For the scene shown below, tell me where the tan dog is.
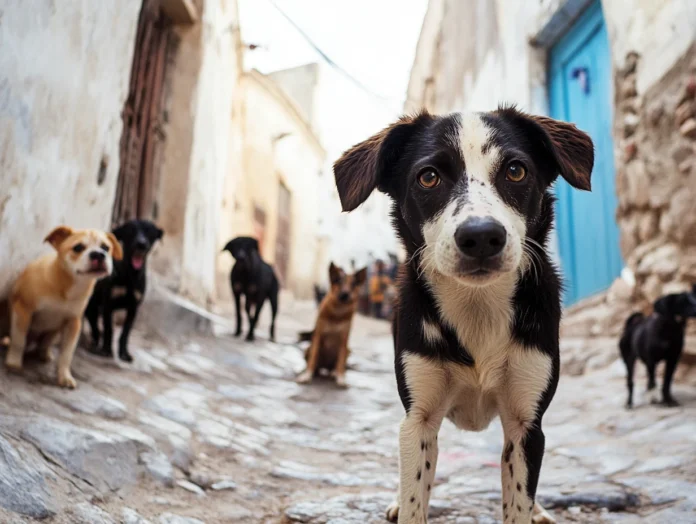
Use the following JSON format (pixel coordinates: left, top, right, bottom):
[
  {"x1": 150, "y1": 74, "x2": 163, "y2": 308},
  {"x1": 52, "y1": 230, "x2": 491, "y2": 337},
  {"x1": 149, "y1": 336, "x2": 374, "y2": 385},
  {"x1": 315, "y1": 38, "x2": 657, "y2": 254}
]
[
  {"x1": 297, "y1": 262, "x2": 367, "y2": 387},
  {"x1": 4, "y1": 226, "x2": 122, "y2": 388}
]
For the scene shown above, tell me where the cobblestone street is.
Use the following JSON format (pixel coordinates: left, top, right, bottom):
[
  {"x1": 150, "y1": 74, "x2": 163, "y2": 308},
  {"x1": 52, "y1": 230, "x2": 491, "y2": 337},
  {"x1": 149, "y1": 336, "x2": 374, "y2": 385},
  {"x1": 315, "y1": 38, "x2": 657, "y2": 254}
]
[{"x1": 1, "y1": 298, "x2": 695, "y2": 524}]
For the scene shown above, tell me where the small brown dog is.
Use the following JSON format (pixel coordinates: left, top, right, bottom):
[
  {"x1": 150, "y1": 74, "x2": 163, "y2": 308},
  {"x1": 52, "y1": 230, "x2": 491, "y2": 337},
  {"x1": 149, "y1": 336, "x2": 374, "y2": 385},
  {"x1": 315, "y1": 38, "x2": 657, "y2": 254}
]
[
  {"x1": 4, "y1": 226, "x2": 122, "y2": 388},
  {"x1": 297, "y1": 262, "x2": 367, "y2": 387}
]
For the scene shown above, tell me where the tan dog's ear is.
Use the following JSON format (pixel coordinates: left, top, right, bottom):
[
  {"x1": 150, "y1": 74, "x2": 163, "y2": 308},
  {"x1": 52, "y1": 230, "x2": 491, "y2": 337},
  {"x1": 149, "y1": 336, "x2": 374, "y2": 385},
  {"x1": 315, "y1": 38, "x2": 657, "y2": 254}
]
[
  {"x1": 328, "y1": 262, "x2": 341, "y2": 284},
  {"x1": 354, "y1": 267, "x2": 368, "y2": 286},
  {"x1": 107, "y1": 232, "x2": 123, "y2": 261},
  {"x1": 333, "y1": 111, "x2": 433, "y2": 212},
  {"x1": 44, "y1": 226, "x2": 74, "y2": 250}
]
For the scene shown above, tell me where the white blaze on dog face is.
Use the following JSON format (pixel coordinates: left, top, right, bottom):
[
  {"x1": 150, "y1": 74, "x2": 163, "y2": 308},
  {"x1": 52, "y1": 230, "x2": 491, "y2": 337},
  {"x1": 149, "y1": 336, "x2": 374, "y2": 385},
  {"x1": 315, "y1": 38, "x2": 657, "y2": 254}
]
[
  {"x1": 421, "y1": 113, "x2": 525, "y2": 285},
  {"x1": 45, "y1": 226, "x2": 121, "y2": 279}
]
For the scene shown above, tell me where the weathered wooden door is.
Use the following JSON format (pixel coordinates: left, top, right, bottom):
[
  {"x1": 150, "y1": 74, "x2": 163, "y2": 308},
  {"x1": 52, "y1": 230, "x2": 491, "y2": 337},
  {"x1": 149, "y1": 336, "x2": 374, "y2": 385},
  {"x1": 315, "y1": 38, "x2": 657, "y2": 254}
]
[
  {"x1": 549, "y1": 1, "x2": 621, "y2": 305},
  {"x1": 275, "y1": 182, "x2": 291, "y2": 286},
  {"x1": 112, "y1": 0, "x2": 170, "y2": 227}
]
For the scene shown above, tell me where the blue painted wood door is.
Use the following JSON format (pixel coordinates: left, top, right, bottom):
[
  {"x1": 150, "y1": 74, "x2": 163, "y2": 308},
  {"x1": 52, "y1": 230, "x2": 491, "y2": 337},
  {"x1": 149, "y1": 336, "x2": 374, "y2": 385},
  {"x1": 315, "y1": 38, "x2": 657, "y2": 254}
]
[{"x1": 549, "y1": 2, "x2": 622, "y2": 305}]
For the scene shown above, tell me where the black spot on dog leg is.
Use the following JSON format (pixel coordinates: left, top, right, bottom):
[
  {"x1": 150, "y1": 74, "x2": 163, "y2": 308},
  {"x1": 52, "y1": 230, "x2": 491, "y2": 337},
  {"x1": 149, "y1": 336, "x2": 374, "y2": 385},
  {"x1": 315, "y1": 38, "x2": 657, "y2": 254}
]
[
  {"x1": 416, "y1": 469, "x2": 421, "y2": 481},
  {"x1": 504, "y1": 442, "x2": 514, "y2": 463},
  {"x1": 426, "y1": 461, "x2": 431, "y2": 470}
]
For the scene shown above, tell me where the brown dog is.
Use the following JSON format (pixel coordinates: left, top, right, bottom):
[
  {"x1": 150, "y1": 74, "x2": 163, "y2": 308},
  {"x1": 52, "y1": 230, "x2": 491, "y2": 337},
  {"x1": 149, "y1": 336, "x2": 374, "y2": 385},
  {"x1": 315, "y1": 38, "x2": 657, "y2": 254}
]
[
  {"x1": 4, "y1": 226, "x2": 122, "y2": 388},
  {"x1": 297, "y1": 262, "x2": 367, "y2": 387}
]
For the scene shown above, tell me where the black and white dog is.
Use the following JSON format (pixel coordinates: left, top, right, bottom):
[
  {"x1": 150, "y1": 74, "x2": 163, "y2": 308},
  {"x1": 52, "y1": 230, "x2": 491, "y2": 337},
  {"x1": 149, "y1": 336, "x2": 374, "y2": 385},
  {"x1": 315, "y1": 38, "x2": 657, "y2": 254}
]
[
  {"x1": 86, "y1": 219, "x2": 163, "y2": 362},
  {"x1": 222, "y1": 237, "x2": 279, "y2": 342},
  {"x1": 619, "y1": 287, "x2": 696, "y2": 409},
  {"x1": 334, "y1": 106, "x2": 593, "y2": 524}
]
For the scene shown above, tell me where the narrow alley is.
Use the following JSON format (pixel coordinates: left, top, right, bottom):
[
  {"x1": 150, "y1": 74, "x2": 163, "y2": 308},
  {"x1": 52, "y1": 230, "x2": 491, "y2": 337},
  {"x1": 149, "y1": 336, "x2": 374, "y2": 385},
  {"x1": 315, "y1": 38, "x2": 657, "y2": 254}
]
[{"x1": 1, "y1": 297, "x2": 694, "y2": 524}]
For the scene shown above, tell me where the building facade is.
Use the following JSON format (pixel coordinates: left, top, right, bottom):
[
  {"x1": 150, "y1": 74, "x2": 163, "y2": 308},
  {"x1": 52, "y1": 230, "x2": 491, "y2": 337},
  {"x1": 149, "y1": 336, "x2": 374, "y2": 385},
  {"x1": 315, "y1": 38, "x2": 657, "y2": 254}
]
[
  {"x1": 407, "y1": 0, "x2": 696, "y2": 335},
  {"x1": 1, "y1": 0, "x2": 245, "y2": 308},
  {"x1": 217, "y1": 69, "x2": 328, "y2": 301}
]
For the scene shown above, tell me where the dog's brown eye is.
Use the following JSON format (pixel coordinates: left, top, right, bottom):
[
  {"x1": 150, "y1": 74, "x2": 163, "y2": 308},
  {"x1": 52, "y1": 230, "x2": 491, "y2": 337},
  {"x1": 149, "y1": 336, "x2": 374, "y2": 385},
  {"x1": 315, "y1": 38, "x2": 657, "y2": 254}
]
[
  {"x1": 100, "y1": 243, "x2": 110, "y2": 252},
  {"x1": 506, "y1": 162, "x2": 527, "y2": 183},
  {"x1": 418, "y1": 170, "x2": 440, "y2": 189},
  {"x1": 72, "y1": 243, "x2": 86, "y2": 254}
]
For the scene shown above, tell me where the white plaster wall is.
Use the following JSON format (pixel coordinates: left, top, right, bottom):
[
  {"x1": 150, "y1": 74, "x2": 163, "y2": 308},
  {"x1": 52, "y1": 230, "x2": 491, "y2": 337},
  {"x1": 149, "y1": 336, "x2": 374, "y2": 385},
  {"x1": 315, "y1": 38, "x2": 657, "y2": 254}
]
[
  {"x1": 602, "y1": 0, "x2": 696, "y2": 94},
  {"x1": 179, "y1": 0, "x2": 242, "y2": 305},
  {"x1": 310, "y1": 64, "x2": 402, "y2": 273},
  {"x1": 0, "y1": 0, "x2": 141, "y2": 298},
  {"x1": 234, "y1": 73, "x2": 325, "y2": 299}
]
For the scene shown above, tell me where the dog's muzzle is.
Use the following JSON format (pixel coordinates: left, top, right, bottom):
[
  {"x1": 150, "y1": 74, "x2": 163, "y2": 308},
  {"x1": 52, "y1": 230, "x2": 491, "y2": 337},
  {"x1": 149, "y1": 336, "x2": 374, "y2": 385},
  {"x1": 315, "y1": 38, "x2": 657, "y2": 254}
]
[{"x1": 454, "y1": 217, "x2": 507, "y2": 274}]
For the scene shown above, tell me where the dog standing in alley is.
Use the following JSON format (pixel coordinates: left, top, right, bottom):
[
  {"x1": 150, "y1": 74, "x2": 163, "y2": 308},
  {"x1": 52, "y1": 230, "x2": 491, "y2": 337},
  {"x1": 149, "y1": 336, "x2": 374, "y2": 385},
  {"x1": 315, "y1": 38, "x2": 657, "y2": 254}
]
[
  {"x1": 222, "y1": 236, "x2": 279, "y2": 342},
  {"x1": 3, "y1": 226, "x2": 122, "y2": 388},
  {"x1": 333, "y1": 106, "x2": 593, "y2": 523},
  {"x1": 619, "y1": 286, "x2": 696, "y2": 409},
  {"x1": 297, "y1": 262, "x2": 367, "y2": 387},
  {"x1": 85, "y1": 219, "x2": 163, "y2": 362}
]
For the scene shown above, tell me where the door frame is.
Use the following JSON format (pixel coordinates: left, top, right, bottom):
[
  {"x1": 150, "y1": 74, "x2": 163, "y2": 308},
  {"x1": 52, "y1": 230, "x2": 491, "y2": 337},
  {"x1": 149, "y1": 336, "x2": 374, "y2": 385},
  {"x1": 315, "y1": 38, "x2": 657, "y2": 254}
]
[{"x1": 548, "y1": 0, "x2": 620, "y2": 304}]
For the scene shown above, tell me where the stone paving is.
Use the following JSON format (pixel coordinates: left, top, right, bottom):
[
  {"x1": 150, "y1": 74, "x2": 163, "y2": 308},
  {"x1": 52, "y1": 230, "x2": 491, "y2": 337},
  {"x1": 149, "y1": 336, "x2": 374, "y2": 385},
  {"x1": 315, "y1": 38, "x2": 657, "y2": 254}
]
[{"x1": 1, "y1": 299, "x2": 695, "y2": 523}]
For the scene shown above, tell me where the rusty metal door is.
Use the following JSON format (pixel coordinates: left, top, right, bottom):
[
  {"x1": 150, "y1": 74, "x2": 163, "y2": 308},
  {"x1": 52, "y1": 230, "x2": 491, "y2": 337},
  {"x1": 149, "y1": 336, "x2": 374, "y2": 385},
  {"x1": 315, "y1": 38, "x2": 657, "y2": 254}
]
[
  {"x1": 112, "y1": 0, "x2": 170, "y2": 227},
  {"x1": 275, "y1": 182, "x2": 291, "y2": 287}
]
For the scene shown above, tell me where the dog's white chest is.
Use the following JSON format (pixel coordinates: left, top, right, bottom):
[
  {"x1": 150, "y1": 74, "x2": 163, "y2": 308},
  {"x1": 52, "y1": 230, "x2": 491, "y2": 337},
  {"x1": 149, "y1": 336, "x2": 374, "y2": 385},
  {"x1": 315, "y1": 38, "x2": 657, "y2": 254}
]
[{"x1": 31, "y1": 297, "x2": 87, "y2": 333}]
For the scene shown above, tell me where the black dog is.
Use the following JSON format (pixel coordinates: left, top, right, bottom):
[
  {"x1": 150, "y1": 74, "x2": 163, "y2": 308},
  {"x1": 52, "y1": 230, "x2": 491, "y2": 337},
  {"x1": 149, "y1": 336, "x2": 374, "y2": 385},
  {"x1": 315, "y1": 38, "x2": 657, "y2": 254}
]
[
  {"x1": 222, "y1": 237, "x2": 279, "y2": 342},
  {"x1": 313, "y1": 284, "x2": 327, "y2": 306},
  {"x1": 334, "y1": 106, "x2": 593, "y2": 522},
  {"x1": 619, "y1": 288, "x2": 696, "y2": 409},
  {"x1": 85, "y1": 219, "x2": 163, "y2": 362}
]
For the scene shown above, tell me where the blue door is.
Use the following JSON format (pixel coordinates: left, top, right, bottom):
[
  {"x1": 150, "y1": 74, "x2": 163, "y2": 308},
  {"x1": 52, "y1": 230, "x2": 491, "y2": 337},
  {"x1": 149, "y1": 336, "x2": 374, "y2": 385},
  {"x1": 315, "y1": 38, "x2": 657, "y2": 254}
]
[{"x1": 549, "y1": 1, "x2": 622, "y2": 305}]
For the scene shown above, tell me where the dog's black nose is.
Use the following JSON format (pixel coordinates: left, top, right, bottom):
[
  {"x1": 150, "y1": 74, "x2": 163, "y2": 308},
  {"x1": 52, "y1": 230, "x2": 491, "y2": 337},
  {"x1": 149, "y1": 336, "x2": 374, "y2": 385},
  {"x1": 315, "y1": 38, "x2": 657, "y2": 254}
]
[
  {"x1": 339, "y1": 292, "x2": 350, "y2": 302},
  {"x1": 135, "y1": 239, "x2": 148, "y2": 250},
  {"x1": 90, "y1": 251, "x2": 106, "y2": 262},
  {"x1": 455, "y1": 217, "x2": 507, "y2": 259}
]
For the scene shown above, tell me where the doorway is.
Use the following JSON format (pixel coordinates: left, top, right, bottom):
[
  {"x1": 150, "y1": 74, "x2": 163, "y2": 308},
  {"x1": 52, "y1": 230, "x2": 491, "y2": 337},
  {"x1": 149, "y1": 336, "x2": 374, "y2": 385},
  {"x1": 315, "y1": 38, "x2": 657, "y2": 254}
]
[{"x1": 549, "y1": 1, "x2": 622, "y2": 304}]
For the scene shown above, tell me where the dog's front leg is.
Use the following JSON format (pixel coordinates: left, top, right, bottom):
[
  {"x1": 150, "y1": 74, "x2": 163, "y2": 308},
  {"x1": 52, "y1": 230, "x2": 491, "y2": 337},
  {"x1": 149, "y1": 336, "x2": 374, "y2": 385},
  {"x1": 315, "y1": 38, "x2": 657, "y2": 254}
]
[
  {"x1": 233, "y1": 291, "x2": 242, "y2": 337},
  {"x1": 388, "y1": 354, "x2": 448, "y2": 524},
  {"x1": 499, "y1": 349, "x2": 558, "y2": 524},
  {"x1": 333, "y1": 330, "x2": 350, "y2": 388},
  {"x1": 100, "y1": 300, "x2": 115, "y2": 357},
  {"x1": 118, "y1": 304, "x2": 138, "y2": 362},
  {"x1": 297, "y1": 329, "x2": 321, "y2": 384},
  {"x1": 56, "y1": 317, "x2": 81, "y2": 388},
  {"x1": 5, "y1": 301, "x2": 32, "y2": 372}
]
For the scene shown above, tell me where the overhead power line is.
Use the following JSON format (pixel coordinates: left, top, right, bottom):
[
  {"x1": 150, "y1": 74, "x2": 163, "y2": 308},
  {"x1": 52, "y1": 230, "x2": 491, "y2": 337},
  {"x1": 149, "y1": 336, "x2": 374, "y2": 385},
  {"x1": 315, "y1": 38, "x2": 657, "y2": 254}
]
[{"x1": 263, "y1": 0, "x2": 400, "y2": 103}]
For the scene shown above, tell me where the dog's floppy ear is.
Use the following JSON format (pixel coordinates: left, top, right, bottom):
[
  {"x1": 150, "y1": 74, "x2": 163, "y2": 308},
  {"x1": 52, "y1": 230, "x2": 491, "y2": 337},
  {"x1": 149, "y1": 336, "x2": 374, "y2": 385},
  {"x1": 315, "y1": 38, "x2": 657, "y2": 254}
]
[
  {"x1": 496, "y1": 106, "x2": 594, "y2": 191},
  {"x1": 107, "y1": 232, "x2": 123, "y2": 261},
  {"x1": 530, "y1": 115, "x2": 594, "y2": 191},
  {"x1": 44, "y1": 226, "x2": 73, "y2": 250},
  {"x1": 334, "y1": 111, "x2": 432, "y2": 211},
  {"x1": 354, "y1": 267, "x2": 368, "y2": 286},
  {"x1": 156, "y1": 227, "x2": 164, "y2": 241}
]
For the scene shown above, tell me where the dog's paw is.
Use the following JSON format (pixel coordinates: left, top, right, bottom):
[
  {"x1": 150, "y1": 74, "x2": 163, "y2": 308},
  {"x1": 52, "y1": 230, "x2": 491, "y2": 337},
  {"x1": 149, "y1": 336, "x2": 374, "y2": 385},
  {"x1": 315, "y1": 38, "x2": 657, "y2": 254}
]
[
  {"x1": 532, "y1": 502, "x2": 556, "y2": 523},
  {"x1": 57, "y1": 373, "x2": 77, "y2": 389},
  {"x1": 5, "y1": 360, "x2": 23, "y2": 374},
  {"x1": 661, "y1": 398, "x2": 680, "y2": 408},
  {"x1": 624, "y1": 401, "x2": 633, "y2": 410},
  {"x1": 245, "y1": 333, "x2": 255, "y2": 342},
  {"x1": 233, "y1": 331, "x2": 242, "y2": 338},
  {"x1": 38, "y1": 350, "x2": 54, "y2": 363},
  {"x1": 296, "y1": 370, "x2": 313, "y2": 384},
  {"x1": 119, "y1": 351, "x2": 134, "y2": 363},
  {"x1": 385, "y1": 500, "x2": 399, "y2": 522},
  {"x1": 335, "y1": 374, "x2": 348, "y2": 388},
  {"x1": 88, "y1": 345, "x2": 111, "y2": 358}
]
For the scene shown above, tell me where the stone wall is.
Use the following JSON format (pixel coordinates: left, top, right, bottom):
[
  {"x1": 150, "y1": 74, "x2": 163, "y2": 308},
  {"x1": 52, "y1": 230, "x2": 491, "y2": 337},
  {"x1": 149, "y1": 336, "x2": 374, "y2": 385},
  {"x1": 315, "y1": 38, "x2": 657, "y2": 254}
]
[{"x1": 615, "y1": 47, "x2": 696, "y2": 306}]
